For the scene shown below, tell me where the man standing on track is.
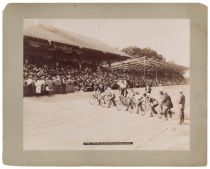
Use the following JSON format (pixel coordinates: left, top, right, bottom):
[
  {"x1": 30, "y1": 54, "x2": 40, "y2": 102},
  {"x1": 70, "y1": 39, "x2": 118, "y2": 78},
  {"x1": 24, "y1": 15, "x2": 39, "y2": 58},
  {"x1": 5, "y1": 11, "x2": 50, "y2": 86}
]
[
  {"x1": 158, "y1": 91, "x2": 164, "y2": 115},
  {"x1": 147, "y1": 96, "x2": 158, "y2": 117},
  {"x1": 145, "y1": 83, "x2": 152, "y2": 94},
  {"x1": 178, "y1": 91, "x2": 185, "y2": 125},
  {"x1": 160, "y1": 92, "x2": 173, "y2": 120}
]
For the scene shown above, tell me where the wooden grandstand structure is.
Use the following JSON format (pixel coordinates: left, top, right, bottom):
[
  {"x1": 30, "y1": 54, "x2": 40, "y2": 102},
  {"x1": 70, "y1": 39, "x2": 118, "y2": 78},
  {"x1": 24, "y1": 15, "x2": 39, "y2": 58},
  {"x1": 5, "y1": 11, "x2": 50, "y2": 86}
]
[
  {"x1": 24, "y1": 24, "x2": 130, "y2": 68},
  {"x1": 105, "y1": 57, "x2": 189, "y2": 83}
]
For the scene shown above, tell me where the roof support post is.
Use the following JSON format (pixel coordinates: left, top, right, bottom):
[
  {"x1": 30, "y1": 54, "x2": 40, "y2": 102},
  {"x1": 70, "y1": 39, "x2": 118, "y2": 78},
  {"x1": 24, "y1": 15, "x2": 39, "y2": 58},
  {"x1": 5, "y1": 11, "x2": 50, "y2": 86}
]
[
  {"x1": 155, "y1": 68, "x2": 158, "y2": 85},
  {"x1": 78, "y1": 62, "x2": 82, "y2": 70},
  {"x1": 97, "y1": 63, "x2": 101, "y2": 71},
  {"x1": 143, "y1": 56, "x2": 146, "y2": 83},
  {"x1": 76, "y1": 57, "x2": 82, "y2": 70}
]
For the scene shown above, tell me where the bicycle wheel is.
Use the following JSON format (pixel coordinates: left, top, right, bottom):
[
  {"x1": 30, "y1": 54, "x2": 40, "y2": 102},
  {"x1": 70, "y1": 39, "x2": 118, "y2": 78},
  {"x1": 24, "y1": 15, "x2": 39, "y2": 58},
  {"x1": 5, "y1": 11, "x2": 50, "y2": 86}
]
[
  {"x1": 120, "y1": 97, "x2": 128, "y2": 111},
  {"x1": 100, "y1": 97, "x2": 107, "y2": 108},
  {"x1": 128, "y1": 102, "x2": 135, "y2": 113},
  {"x1": 89, "y1": 96, "x2": 97, "y2": 105},
  {"x1": 144, "y1": 102, "x2": 150, "y2": 112},
  {"x1": 115, "y1": 100, "x2": 122, "y2": 111},
  {"x1": 140, "y1": 109, "x2": 146, "y2": 116},
  {"x1": 141, "y1": 101, "x2": 150, "y2": 111},
  {"x1": 140, "y1": 102, "x2": 150, "y2": 116}
]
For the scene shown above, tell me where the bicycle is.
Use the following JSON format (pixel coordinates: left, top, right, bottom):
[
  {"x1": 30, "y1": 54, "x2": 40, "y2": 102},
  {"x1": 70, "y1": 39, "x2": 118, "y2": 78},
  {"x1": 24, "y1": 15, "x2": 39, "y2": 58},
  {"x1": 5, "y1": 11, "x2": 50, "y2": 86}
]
[
  {"x1": 101, "y1": 94, "x2": 122, "y2": 111},
  {"x1": 127, "y1": 98, "x2": 137, "y2": 113},
  {"x1": 117, "y1": 95, "x2": 128, "y2": 111},
  {"x1": 89, "y1": 93, "x2": 99, "y2": 105},
  {"x1": 139, "y1": 97, "x2": 150, "y2": 116},
  {"x1": 127, "y1": 96, "x2": 150, "y2": 115}
]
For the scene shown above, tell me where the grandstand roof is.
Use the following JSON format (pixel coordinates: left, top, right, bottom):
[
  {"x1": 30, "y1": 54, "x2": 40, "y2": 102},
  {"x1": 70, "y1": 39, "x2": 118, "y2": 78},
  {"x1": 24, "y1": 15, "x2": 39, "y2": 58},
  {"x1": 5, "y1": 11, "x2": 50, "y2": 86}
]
[
  {"x1": 109, "y1": 57, "x2": 188, "y2": 73},
  {"x1": 24, "y1": 24, "x2": 130, "y2": 58}
]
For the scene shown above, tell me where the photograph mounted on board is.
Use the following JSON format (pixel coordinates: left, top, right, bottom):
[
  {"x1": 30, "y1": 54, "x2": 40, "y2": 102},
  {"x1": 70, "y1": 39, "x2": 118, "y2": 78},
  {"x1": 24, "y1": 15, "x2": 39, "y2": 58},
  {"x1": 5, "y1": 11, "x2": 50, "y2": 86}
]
[{"x1": 23, "y1": 19, "x2": 190, "y2": 150}]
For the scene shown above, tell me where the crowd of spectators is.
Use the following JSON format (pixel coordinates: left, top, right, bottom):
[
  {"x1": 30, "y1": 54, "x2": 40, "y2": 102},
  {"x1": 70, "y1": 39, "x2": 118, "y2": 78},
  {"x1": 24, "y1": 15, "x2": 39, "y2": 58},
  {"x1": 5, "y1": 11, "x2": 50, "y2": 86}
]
[{"x1": 23, "y1": 61, "x2": 187, "y2": 97}]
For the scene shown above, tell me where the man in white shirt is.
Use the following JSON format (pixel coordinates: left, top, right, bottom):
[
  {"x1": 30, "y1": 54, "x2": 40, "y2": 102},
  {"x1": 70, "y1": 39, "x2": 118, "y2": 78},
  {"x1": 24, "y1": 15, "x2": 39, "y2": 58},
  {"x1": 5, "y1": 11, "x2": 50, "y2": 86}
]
[{"x1": 35, "y1": 77, "x2": 45, "y2": 96}]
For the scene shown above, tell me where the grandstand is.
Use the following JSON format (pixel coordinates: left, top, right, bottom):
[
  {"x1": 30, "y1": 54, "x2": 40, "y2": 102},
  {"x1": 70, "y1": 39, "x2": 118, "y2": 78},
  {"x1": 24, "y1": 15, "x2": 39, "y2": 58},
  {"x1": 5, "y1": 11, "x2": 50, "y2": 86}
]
[
  {"x1": 106, "y1": 57, "x2": 189, "y2": 86},
  {"x1": 109, "y1": 57, "x2": 187, "y2": 72},
  {"x1": 23, "y1": 24, "x2": 189, "y2": 96},
  {"x1": 24, "y1": 24, "x2": 130, "y2": 66}
]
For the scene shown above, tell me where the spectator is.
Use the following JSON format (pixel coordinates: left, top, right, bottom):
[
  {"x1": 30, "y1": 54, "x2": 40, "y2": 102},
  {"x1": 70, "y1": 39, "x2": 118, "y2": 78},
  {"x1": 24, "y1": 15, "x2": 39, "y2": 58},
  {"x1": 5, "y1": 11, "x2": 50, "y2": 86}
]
[
  {"x1": 160, "y1": 92, "x2": 173, "y2": 120},
  {"x1": 55, "y1": 75, "x2": 62, "y2": 94},
  {"x1": 23, "y1": 60, "x2": 187, "y2": 97},
  {"x1": 35, "y1": 77, "x2": 45, "y2": 96},
  {"x1": 178, "y1": 91, "x2": 185, "y2": 125}
]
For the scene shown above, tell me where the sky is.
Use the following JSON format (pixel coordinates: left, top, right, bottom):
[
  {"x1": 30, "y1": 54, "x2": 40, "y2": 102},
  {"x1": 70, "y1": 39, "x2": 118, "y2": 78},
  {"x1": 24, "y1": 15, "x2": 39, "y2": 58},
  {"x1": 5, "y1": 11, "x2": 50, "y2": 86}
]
[{"x1": 24, "y1": 19, "x2": 190, "y2": 67}]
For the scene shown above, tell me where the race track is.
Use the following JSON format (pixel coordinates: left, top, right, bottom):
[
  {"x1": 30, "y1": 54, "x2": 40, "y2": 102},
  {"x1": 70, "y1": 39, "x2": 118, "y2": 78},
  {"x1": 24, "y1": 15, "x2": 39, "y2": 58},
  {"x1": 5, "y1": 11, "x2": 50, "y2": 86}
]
[{"x1": 23, "y1": 84, "x2": 190, "y2": 150}]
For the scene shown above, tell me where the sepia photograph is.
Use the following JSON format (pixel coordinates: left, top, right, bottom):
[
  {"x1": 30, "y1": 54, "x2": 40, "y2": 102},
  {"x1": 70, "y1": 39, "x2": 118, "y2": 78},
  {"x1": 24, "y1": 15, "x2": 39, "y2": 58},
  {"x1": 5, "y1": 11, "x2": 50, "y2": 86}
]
[{"x1": 23, "y1": 19, "x2": 190, "y2": 150}]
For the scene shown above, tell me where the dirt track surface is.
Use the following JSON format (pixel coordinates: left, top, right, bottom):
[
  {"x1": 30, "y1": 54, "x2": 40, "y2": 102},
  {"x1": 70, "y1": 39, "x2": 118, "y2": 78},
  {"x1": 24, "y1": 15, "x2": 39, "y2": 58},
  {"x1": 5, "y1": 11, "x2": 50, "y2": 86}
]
[{"x1": 24, "y1": 84, "x2": 190, "y2": 150}]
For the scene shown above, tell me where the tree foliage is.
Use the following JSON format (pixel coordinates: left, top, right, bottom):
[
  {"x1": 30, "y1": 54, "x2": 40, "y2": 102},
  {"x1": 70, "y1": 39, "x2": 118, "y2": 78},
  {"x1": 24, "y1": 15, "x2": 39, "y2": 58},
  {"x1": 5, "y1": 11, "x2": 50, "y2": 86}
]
[{"x1": 122, "y1": 46, "x2": 165, "y2": 61}]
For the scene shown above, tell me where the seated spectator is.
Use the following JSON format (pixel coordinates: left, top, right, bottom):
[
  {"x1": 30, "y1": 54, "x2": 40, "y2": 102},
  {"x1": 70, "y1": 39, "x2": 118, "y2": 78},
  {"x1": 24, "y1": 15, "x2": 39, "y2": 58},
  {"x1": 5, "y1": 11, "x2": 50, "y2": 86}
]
[{"x1": 23, "y1": 60, "x2": 186, "y2": 97}]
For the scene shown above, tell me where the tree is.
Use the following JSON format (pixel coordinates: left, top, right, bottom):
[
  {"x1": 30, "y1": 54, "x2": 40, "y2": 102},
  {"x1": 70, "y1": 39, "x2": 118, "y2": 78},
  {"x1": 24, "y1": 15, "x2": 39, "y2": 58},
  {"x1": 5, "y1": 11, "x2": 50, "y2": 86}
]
[{"x1": 122, "y1": 46, "x2": 165, "y2": 61}]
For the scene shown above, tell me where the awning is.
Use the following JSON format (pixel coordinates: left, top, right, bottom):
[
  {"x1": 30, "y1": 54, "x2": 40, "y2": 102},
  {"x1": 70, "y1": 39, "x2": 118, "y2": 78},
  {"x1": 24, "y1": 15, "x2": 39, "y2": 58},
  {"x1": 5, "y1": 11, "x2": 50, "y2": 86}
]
[
  {"x1": 109, "y1": 57, "x2": 189, "y2": 73},
  {"x1": 24, "y1": 24, "x2": 130, "y2": 58}
]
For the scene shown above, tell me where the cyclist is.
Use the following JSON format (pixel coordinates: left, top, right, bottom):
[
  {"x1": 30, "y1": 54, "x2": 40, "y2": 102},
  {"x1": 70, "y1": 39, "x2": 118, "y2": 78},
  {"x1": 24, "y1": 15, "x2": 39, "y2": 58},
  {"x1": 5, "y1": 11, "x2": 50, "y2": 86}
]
[
  {"x1": 145, "y1": 83, "x2": 152, "y2": 96},
  {"x1": 93, "y1": 84, "x2": 99, "y2": 98},
  {"x1": 97, "y1": 84, "x2": 105, "y2": 106},
  {"x1": 117, "y1": 80, "x2": 129, "y2": 108},
  {"x1": 125, "y1": 88, "x2": 136, "y2": 111},
  {"x1": 106, "y1": 87, "x2": 117, "y2": 108},
  {"x1": 118, "y1": 80, "x2": 128, "y2": 98},
  {"x1": 134, "y1": 91, "x2": 144, "y2": 114}
]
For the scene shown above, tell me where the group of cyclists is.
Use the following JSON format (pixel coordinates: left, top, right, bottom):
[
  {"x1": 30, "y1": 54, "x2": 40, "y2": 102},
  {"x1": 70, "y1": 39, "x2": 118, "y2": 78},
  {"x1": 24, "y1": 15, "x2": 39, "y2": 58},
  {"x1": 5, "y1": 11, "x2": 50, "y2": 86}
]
[
  {"x1": 90, "y1": 79, "x2": 185, "y2": 124},
  {"x1": 91, "y1": 80, "x2": 158, "y2": 116}
]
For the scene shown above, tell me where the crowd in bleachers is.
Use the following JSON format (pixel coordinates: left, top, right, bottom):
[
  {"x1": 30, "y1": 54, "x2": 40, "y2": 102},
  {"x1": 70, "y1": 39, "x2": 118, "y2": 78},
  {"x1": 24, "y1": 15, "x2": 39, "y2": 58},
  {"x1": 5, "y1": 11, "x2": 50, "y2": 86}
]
[{"x1": 23, "y1": 62, "x2": 187, "y2": 97}]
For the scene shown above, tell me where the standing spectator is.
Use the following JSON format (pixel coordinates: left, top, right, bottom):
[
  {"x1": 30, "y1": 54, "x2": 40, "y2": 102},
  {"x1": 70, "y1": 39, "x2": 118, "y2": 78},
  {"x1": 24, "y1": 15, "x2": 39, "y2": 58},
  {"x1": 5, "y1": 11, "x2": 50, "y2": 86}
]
[
  {"x1": 145, "y1": 83, "x2": 152, "y2": 94},
  {"x1": 23, "y1": 79, "x2": 28, "y2": 96},
  {"x1": 178, "y1": 91, "x2": 185, "y2": 125},
  {"x1": 32, "y1": 77, "x2": 37, "y2": 96},
  {"x1": 65, "y1": 76, "x2": 70, "y2": 93},
  {"x1": 41, "y1": 76, "x2": 46, "y2": 95},
  {"x1": 25, "y1": 75, "x2": 33, "y2": 96},
  {"x1": 61, "y1": 76, "x2": 67, "y2": 94},
  {"x1": 158, "y1": 91, "x2": 164, "y2": 113},
  {"x1": 55, "y1": 75, "x2": 62, "y2": 94},
  {"x1": 35, "y1": 77, "x2": 45, "y2": 96},
  {"x1": 45, "y1": 77, "x2": 52, "y2": 96},
  {"x1": 49, "y1": 77, "x2": 56, "y2": 95}
]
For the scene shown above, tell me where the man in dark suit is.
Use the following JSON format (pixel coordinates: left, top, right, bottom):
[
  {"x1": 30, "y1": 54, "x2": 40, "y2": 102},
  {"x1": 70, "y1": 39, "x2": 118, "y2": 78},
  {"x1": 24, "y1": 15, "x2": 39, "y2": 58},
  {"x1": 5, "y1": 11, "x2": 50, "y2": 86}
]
[
  {"x1": 178, "y1": 91, "x2": 185, "y2": 125},
  {"x1": 145, "y1": 84, "x2": 152, "y2": 94},
  {"x1": 148, "y1": 96, "x2": 158, "y2": 117},
  {"x1": 160, "y1": 92, "x2": 173, "y2": 120}
]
